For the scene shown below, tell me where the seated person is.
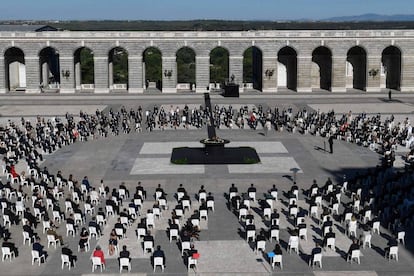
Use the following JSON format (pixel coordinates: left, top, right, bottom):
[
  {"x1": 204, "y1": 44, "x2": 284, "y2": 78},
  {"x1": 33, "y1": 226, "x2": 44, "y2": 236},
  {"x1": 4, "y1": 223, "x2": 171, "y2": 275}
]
[
  {"x1": 62, "y1": 246, "x2": 77, "y2": 267},
  {"x1": 92, "y1": 245, "x2": 105, "y2": 265},
  {"x1": 2, "y1": 237, "x2": 18, "y2": 257},
  {"x1": 153, "y1": 245, "x2": 166, "y2": 265},
  {"x1": 118, "y1": 245, "x2": 131, "y2": 265},
  {"x1": 33, "y1": 237, "x2": 48, "y2": 261},
  {"x1": 347, "y1": 238, "x2": 360, "y2": 259}
]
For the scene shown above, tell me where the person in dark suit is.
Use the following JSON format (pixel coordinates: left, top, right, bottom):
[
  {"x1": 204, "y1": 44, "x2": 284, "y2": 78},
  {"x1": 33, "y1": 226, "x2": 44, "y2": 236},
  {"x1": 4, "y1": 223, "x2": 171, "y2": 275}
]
[
  {"x1": 62, "y1": 246, "x2": 77, "y2": 267},
  {"x1": 310, "y1": 242, "x2": 322, "y2": 264},
  {"x1": 23, "y1": 221, "x2": 36, "y2": 241},
  {"x1": 2, "y1": 238, "x2": 18, "y2": 257},
  {"x1": 118, "y1": 245, "x2": 131, "y2": 265},
  {"x1": 88, "y1": 216, "x2": 102, "y2": 236},
  {"x1": 153, "y1": 245, "x2": 166, "y2": 265},
  {"x1": 33, "y1": 237, "x2": 48, "y2": 261},
  {"x1": 247, "y1": 183, "x2": 256, "y2": 194},
  {"x1": 323, "y1": 227, "x2": 336, "y2": 247},
  {"x1": 347, "y1": 238, "x2": 360, "y2": 259},
  {"x1": 114, "y1": 218, "x2": 126, "y2": 237},
  {"x1": 273, "y1": 243, "x2": 282, "y2": 255},
  {"x1": 328, "y1": 135, "x2": 334, "y2": 154}
]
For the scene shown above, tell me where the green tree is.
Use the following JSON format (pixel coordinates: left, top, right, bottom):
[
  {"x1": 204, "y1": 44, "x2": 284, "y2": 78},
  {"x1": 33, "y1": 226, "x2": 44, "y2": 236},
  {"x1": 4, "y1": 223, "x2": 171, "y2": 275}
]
[
  {"x1": 243, "y1": 47, "x2": 253, "y2": 83},
  {"x1": 144, "y1": 47, "x2": 162, "y2": 82},
  {"x1": 112, "y1": 48, "x2": 128, "y2": 84},
  {"x1": 80, "y1": 48, "x2": 94, "y2": 84},
  {"x1": 177, "y1": 47, "x2": 195, "y2": 83},
  {"x1": 210, "y1": 47, "x2": 229, "y2": 83}
]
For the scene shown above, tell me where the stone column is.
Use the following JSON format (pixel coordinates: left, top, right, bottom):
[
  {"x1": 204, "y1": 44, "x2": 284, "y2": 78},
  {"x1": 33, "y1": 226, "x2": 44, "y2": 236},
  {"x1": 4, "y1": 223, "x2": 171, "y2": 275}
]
[
  {"x1": 108, "y1": 59, "x2": 113, "y2": 89},
  {"x1": 229, "y1": 55, "x2": 243, "y2": 92},
  {"x1": 195, "y1": 56, "x2": 209, "y2": 93},
  {"x1": 25, "y1": 56, "x2": 40, "y2": 93},
  {"x1": 75, "y1": 61, "x2": 81, "y2": 90},
  {"x1": 401, "y1": 55, "x2": 414, "y2": 92},
  {"x1": 0, "y1": 57, "x2": 5, "y2": 93},
  {"x1": 59, "y1": 56, "x2": 75, "y2": 93},
  {"x1": 162, "y1": 56, "x2": 177, "y2": 93},
  {"x1": 128, "y1": 55, "x2": 143, "y2": 93},
  {"x1": 262, "y1": 57, "x2": 277, "y2": 93},
  {"x1": 366, "y1": 55, "x2": 381, "y2": 92},
  {"x1": 297, "y1": 55, "x2": 312, "y2": 92},
  {"x1": 94, "y1": 56, "x2": 109, "y2": 93},
  {"x1": 331, "y1": 56, "x2": 346, "y2": 92}
]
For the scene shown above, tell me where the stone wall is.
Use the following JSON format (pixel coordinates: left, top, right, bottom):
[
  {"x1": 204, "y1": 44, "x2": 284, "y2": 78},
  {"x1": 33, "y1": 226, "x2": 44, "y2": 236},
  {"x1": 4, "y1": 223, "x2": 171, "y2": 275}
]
[{"x1": 0, "y1": 30, "x2": 413, "y2": 93}]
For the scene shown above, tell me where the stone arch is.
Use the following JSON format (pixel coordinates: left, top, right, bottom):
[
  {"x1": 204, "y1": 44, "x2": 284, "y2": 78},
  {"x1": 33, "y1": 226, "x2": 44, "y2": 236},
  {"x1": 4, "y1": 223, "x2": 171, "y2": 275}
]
[
  {"x1": 4, "y1": 47, "x2": 26, "y2": 91},
  {"x1": 277, "y1": 46, "x2": 297, "y2": 91},
  {"x1": 143, "y1": 47, "x2": 162, "y2": 90},
  {"x1": 243, "y1": 46, "x2": 263, "y2": 91},
  {"x1": 346, "y1": 46, "x2": 367, "y2": 91},
  {"x1": 312, "y1": 46, "x2": 332, "y2": 91},
  {"x1": 176, "y1": 47, "x2": 196, "y2": 87},
  {"x1": 39, "y1": 47, "x2": 60, "y2": 90},
  {"x1": 382, "y1": 46, "x2": 401, "y2": 91},
  {"x1": 210, "y1": 47, "x2": 229, "y2": 84},
  {"x1": 108, "y1": 47, "x2": 128, "y2": 90},
  {"x1": 74, "y1": 47, "x2": 94, "y2": 90}
]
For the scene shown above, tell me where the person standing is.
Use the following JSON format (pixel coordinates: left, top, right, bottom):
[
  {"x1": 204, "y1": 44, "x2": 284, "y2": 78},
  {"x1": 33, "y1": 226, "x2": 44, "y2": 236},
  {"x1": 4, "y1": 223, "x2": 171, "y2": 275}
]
[
  {"x1": 388, "y1": 89, "x2": 392, "y2": 101},
  {"x1": 328, "y1": 135, "x2": 334, "y2": 154}
]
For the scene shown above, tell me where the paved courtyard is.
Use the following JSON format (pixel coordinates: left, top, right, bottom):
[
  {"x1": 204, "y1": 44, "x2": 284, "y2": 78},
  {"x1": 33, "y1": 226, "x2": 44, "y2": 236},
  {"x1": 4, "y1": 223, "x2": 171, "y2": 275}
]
[{"x1": 1, "y1": 92, "x2": 414, "y2": 276}]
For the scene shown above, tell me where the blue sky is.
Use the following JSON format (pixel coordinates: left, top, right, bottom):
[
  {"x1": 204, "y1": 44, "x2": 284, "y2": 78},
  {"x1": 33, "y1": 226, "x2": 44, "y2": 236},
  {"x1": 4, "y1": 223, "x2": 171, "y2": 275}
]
[{"x1": 1, "y1": 0, "x2": 413, "y2": 20}]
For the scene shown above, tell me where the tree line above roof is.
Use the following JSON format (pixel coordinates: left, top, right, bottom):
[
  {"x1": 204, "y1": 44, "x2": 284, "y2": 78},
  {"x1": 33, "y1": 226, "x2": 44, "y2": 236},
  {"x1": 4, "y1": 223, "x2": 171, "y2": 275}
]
[{"x1": 2, "y1": 20, "x2": 414, "y2": 32}]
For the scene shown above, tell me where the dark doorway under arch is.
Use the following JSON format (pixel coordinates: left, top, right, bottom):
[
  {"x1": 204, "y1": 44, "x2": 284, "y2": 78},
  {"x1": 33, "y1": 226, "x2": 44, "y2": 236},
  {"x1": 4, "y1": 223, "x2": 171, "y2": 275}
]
[
  {"x1": 278, "y1": 46, "x2": 297, "y2": 91},
  {"x1": 382, "y1": 46, "x2": 401, "y2": 91},
  {"x1": 4, "y1": 47, "x2": 25, "y2": 91},
  {"x1": 143, "y1": 47, "x2": 162, "y2": 90},
  {"x1": 243, "y1": 46, "x2": 263, "y2": 91},
  {"x1": 312, "y1": 46, "x2": 332, "y2": 91},
  {"x1": 347, "y1": 46, "x2": 367, "y2": 91}
]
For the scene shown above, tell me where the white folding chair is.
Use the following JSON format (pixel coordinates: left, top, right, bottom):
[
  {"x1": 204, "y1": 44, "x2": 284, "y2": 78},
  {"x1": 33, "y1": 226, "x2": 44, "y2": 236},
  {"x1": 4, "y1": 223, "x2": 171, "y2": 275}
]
[
  {"x1": 310, "y1": 206, "x2": 318, "y2": 218},
  {"x1": 2, "y1": 247, "x2": 15, "y2": 262},
  {"x1": 153, "y1": 256, "x2": 165, "y2": 271},
  {"x1": 91, "y1": 256, "x2": 105, "y2": 272},
  {"x1": 42, "y1": 220, "x2": 51, "y2": 234},
  {"x1": 246, "y1": 229, "x2": 255, "y2": 242},
  {"x1": 66, "y1": 223, "x2": 75, "y2": 237},
  {"x1": 143, "y1": 240, "x2": 154, "y2": 254},
  {"x1": 198, "y1": 192, "x2": 207, "y2": 203},
  {"x1": 386, "y1": 246, "x2": 399, "y2": 261},
  {"x1": 61, "y1": 254, "x2": 75, "y2": 270},
  {"x1": 200, "y1": 209, "x2": 208, "y2": 220},
  {"x1": 239, "y1": 208, "x2": 247, "y2": 221},
  {"x1": 31, "y1": 250, "x2": 45, "y2": 266},
  {"x1": 187, "y1": 256, "x2": 197, "y2": 270},
  {"x1": 89, "y1": 226, "x2": 99, "y2": 239},
  {"x1": 271, "y1": 254, "x2": 283, "y2": 270},
  {"x1": 326, "y1": 237, "x2": 335, "y2": 250},
  {"x1": 23, "y1": 231, "x2": 32, "y2": 245},
  {"x1": 182, "y1": 199, "x2": 191, "y2": 212},
  {"x1": 372, "y1": 221, "x2": 380, "y2": 234},
  {"x1": 256, "y1": 240, "x2": 266, "y2": 254},
  {"x1": 309, "y1": 253, "x2": 322, "y2": 268},
  {"x1": 146, "y1": 213, "x2": 155, "y2": 228},
  {"x1": 363, "y1": 234, "x2": 372, "y2": 249},
  {"x1": 207, "y1": 200, "x2": 215, "y2": 212},
  {"x1": 169, "y1": 228, "x2": 179, "y2": 242},
  {"x1": 288, "y1": 236, "x2": 299, "y2": 254},
  {"x1": 270, "y1": 228, "x2": 279, "y2": 242},
  {"x1": 181, "y1": 241, "x2": 191, "y2": 255},
  {"x1": 136, "y1": 227, "x2": 146, "y2": 240},
  {"x1": 97, "y1": 214, "x2": 106, "y2": 226},
  {"x1": 299, "y1": 228, "x2": 308, "y2": 241},
  {"x1": 347, "y1": 220, "x2": 357, "y2": 237},
  {"x1": 348, "y1": 249, "x2": 361, "y2": 264},
  {"x1": 84, "y1": 203, "x2": 94, "y2": 215},
  {"x1": 105, "y1": 205, "x2": 114, "y2": 217},
  {"x1": 47, "y1": 234, "x2": 60, "y2": 248},
  {"x1": 119, "y1": 257, "x2": 131, "y2": 273},
  {"x1": 398, "y1": 231, "x2": 405, "y2": 245}
]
